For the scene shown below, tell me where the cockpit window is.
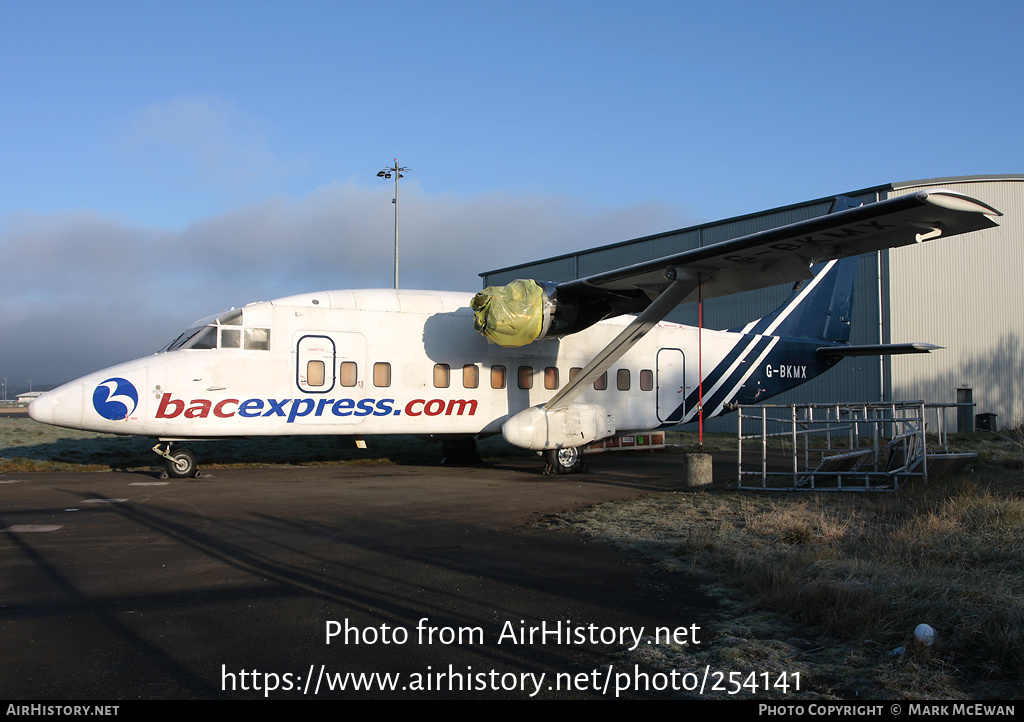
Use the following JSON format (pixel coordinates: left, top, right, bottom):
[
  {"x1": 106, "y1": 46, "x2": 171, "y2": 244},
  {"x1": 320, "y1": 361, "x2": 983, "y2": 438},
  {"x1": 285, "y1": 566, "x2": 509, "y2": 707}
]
[
  {"x1": 161, "y1": 325, "x2": 206, "y2": 352},
  {"x1": 220, "y1": 328, "x2": 241, "y2": 348},
  {"x1": 160, "y1": 333, "x2": 187, "y2": 354},
  {"x1": 219, "y1": 309, "x2": 243, "y2": 325},
  {"x1": 185, "y1": 326, "x2": 218, "y2": 349},
  {"x1": 244, "y1": 328, "x2": 270, "y2": 351},
  {"x1": 158, "y1": 308, "x2": 270, "y2": 353}
]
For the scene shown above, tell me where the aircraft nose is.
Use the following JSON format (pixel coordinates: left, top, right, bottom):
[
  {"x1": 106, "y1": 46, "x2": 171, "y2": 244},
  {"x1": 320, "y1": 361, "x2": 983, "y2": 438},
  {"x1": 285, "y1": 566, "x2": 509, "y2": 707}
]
[
  {"x1": 27, "y1": 385, "x2": 83, "y2": 429},
  {"x1": 28, "y1": 393, "x2": 53, "y2": 424}
]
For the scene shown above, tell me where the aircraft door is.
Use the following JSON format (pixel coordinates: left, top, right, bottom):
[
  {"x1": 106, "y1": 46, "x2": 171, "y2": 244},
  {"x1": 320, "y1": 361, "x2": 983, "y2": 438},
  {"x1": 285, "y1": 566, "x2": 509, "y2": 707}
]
[
  {"x1": 656, "y1": 348, "x2": 685, "y2": 423},
  {"x1": 297, "y1": 335, "x2": 336, "y2": 392},
  {"x1": 294, "y1": 332, "x2": 367, "y2": 425}
]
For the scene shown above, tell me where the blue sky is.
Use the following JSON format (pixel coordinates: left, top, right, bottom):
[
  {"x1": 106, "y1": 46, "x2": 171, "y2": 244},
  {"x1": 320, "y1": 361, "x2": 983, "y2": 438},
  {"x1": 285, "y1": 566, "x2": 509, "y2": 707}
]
[{"x1": 2, "y1": 1, "x2": 1023, "y2": 388}]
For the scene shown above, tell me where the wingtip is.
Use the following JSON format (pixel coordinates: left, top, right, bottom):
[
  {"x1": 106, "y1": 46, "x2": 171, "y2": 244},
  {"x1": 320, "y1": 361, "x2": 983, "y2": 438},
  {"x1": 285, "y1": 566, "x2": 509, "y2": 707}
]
[{"x1": 917, "y1": 189, "x2": 1003, "y2": 217}]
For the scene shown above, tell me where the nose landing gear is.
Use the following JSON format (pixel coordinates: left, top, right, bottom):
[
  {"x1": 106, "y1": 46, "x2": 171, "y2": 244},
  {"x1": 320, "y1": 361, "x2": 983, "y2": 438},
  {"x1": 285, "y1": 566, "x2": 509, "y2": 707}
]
[{"x1": 152, "y1": 442, "x2": 200, "y2": 479}]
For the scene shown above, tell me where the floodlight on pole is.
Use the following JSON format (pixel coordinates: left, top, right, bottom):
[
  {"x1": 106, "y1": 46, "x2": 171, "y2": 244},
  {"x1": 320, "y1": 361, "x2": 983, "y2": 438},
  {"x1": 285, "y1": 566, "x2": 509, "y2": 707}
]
[{"x1": 377, "y1": 159, "x2": 409, "y2": 289}]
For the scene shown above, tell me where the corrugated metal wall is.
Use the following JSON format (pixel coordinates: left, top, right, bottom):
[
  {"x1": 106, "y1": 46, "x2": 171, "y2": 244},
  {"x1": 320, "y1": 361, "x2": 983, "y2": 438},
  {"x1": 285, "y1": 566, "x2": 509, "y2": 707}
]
[
  {"x1": 484, "y1": 256, "x2": 577, "y2": 286},
  {"x1": 885, "y1": 177, "x2": 1024, "y2": 430}
]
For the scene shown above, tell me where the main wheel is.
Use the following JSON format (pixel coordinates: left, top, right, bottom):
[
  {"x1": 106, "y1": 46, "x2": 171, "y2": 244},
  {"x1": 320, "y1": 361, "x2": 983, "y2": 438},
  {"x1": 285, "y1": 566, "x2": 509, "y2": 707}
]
[
  {"x1": 544, "y1": 446, "x2": 582, "y2": 475},
  {"x1": 165, "y1": 448, "x2": 198, "y2": 479}
]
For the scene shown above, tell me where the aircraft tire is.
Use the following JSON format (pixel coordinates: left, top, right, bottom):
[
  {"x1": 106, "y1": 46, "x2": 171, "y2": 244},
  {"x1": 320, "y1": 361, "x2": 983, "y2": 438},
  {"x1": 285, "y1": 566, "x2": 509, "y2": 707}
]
[
  {"x1": 545, "y1": 446, "x2": 582, "y2": 475},
  {"x1": 166, "y1": 449, "x2": 198, "y2": 479}
]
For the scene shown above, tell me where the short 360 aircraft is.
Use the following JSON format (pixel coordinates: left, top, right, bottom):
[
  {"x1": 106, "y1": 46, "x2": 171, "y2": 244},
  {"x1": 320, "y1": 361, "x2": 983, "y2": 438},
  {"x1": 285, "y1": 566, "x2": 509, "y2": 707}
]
[{"x1": 29, "y1": 190, "x2": 1001, "y2": 477}]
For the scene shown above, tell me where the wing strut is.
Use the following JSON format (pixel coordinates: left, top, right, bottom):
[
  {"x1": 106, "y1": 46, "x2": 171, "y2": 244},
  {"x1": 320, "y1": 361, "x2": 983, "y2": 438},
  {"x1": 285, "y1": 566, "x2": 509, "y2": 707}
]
[{"x1": 544, "y1": 275, "x2": 697, "y2": 411}]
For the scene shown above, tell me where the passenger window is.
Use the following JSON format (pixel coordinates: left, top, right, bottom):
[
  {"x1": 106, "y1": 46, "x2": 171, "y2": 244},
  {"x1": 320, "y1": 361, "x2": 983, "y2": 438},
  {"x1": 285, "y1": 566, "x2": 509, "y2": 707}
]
[
  {"x1": 340, "y1": 361, "x2": 358, "y2": 387},
  {"x1": 373, "y1": 362, "x2": 391, "y2": 387},
  {"x1": 640, "y1": 369, "x2": 653, "y2": 391},
  {"x1": 244, "y1": 328, "x2": 270, "y2": 351},
  {"x1": 463, "y1": 365, "x2": 479, "y2": 389},
  {"x1": 491, "y1": 365, "x2": 506, "y2": 389},
  {"x1": 518, "y1": 366, "x2": 534, "y2": 389},
  {"x1": 433, "y1": 364, "x2": 450, "y2": 388},
  {"x1": 307, "y1": 360, "x2": 326, "y2": 387},
  {"x1": 594, "y1": 372, "x2": 607, "y2": 391},
  {"x1": 617, "y1": 369, "x2": 630, "y2": 391},
  {"x1": 569, "y1": 367, "x2": 582, "y2": 381},
  {"x1": 544, "y1": 367, "x2": 559, "y2": 390}
]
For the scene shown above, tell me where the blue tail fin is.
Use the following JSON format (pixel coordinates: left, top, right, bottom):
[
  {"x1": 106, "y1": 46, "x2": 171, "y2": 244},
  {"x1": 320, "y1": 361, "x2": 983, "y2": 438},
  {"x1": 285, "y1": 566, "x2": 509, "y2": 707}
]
[{"x1": 736, "y1": 258, "x2": 858, "y2": 341}]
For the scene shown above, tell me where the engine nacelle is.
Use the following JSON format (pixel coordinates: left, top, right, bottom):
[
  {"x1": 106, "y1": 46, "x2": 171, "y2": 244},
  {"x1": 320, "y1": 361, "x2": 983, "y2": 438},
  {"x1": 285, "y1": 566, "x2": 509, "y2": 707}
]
[
  {"x1": 471, "y1": 279, "x2": 638, "y2": 347},
  {"x1": 501, "y1": 403, "x2": 616, "y2": 451}
]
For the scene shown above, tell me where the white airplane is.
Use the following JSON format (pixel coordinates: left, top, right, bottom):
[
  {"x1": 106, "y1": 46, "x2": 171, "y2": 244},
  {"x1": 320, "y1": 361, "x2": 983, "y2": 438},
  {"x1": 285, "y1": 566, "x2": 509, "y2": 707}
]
[{"x1": 29, "y1": 190, "x2": 1001, "y2": 477}]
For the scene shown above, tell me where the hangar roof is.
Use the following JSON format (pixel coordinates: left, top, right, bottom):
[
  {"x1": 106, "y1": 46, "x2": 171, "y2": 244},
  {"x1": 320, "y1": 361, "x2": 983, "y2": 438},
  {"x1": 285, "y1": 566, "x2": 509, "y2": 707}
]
[{"x1": 479, "y1": 174, "x2": 1023, "y2": 282}]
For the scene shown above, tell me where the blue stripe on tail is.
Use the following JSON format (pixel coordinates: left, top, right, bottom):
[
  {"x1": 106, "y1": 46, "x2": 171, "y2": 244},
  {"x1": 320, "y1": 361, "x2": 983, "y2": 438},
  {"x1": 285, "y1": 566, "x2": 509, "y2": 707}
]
[{"x1": 736, "y1": 258, "x2": 858, "y2": 342}]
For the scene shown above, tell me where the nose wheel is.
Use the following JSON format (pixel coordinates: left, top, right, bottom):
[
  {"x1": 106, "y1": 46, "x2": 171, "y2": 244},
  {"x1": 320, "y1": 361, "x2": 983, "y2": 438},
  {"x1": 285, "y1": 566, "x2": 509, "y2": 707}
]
[{"x1": 153, "y1": 442, "x2": 200, "y2": 479}]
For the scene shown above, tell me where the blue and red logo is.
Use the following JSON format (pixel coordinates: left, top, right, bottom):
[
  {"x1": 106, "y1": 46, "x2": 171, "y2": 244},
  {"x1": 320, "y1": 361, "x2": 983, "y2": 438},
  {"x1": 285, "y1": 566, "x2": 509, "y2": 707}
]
[
  {"x1": 154, "y1": 393, "x2": 477, "y2": 422},
  {"x1": 92, "y1": 378, "x2": 139, "y2": 421}
]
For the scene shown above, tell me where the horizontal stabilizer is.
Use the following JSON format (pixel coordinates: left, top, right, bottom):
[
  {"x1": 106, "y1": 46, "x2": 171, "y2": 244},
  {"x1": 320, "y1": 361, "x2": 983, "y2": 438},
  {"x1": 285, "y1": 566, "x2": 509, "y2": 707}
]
[{"x1": 817, "y1": 343, "x2": 942, "y2": 357}]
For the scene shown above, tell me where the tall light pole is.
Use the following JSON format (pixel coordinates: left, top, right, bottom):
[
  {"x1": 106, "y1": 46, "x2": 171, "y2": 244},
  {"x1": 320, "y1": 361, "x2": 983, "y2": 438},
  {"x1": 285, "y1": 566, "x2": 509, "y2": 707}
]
[{"x1": 377, "y1": 159, "x2": 409, "y2": 289}]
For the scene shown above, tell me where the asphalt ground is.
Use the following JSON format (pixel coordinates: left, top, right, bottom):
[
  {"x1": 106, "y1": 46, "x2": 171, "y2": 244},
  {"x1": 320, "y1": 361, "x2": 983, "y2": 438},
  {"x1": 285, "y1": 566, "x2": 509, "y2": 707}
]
[{"x1": 0, "y1": 452, "x2": 726, "y2": 700}]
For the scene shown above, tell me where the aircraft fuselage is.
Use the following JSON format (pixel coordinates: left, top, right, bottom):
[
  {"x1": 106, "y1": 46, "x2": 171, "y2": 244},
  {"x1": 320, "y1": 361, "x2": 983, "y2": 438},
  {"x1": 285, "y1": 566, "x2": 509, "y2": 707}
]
[{"x1": 28, "y1": 288, "x2": 839, "y2": 442}]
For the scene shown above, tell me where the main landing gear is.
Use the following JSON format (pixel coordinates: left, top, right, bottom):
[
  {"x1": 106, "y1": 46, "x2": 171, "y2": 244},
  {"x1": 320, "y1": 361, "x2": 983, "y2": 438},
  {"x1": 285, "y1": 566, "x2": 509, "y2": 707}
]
[
  {"x1": 152, "y1": 442, "x2": 200, "y2": 479},
  {"x1": 543, "y1": 446, "x2": 587, "y2": 475}
]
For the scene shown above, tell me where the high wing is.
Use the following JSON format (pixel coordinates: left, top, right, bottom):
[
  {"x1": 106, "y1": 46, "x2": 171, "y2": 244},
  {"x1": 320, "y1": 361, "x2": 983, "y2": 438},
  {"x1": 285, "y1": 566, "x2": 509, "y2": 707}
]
[
  {"x1": 541, "y1": 190, "x2": 1001, "y2": 409},
  {"x1": 557, "y1": 189, "x2": 1000, "y2": 310}
]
